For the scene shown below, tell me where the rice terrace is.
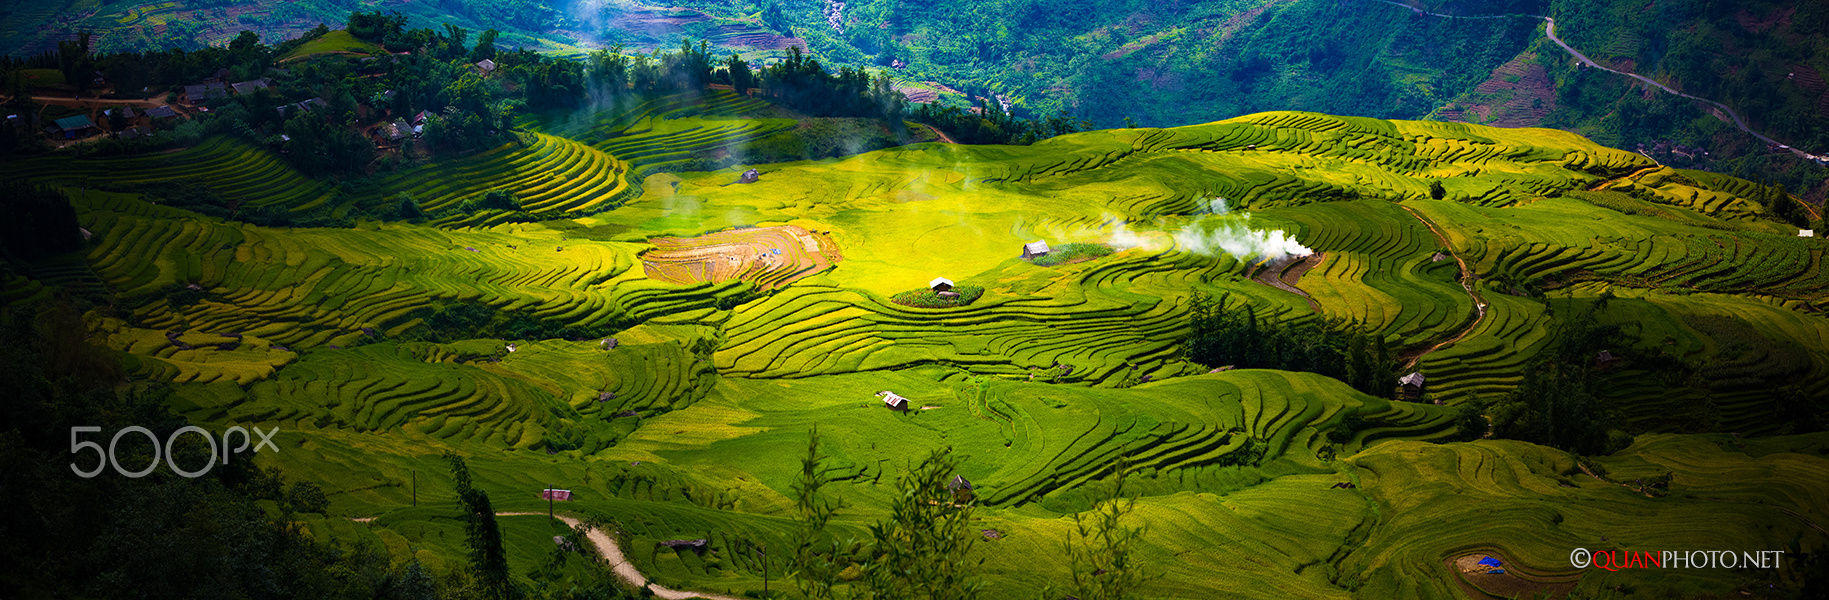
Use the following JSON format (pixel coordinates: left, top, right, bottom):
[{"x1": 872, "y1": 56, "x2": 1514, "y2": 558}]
[{"x1": 1, "y1": 2, "x2": 1828, "y2": 600}]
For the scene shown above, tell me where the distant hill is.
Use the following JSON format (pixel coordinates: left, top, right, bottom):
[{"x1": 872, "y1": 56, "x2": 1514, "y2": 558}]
[{"x1": 5, "y1": 0, "x2": 1823, "y2": 197}]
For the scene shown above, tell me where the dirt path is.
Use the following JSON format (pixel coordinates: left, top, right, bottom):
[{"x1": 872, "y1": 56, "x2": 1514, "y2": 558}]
[
  {"x1": 1251, "y1": 253, "x2": 1324, "y2": 312},
  {"x1": 352, "y1": 512, "x2": 742, "y2": 600},
  {"x1": 1399, "y1": 205, "x2": 1485, "y2": 370},
  {"x1": 1362, "y1": 0, "x2": 1829, "y2": 166},
  {"x1": 924, "y1": 122, "x2": 957, "y2": 144}
]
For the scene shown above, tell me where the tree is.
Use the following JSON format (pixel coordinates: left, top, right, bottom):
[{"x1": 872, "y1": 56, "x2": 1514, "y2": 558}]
[
  {"x1": 347, "y1": 11, "x2": 408, "y2": 42},
  {"x1": 281, "y1": 112, "x2": 374, "y2": 175},
  {"x1": 394, "y1": 193, "x2": 425, "y2": 220},
  {"x1": 57, "y1": 32, "x2": 94, "y2": 94},
  {"x1": 1064, "y1": 463, "x2": 1147, "y2": 600},
  {"x1": 587, "y1": 48, "x2": 630, "y2": 95},
  {"x1": 726, "y1": 53, "x2": 754, "y2": 96},
  {"x1": 0, "y1": 182, "x2": 81, "y2": 260},
  {"x1": 791, "y1": 428, "x2": 842, "y2": 600},
  {"x1": 1428, "y1": 180, "x2": 1446, "y2": 200},
  {"x1": 862, "y1": 449, "x2": 981, "y2": 600},
  {"x1": 470, "y1": 29, "x2": 499, "y2": 63},
  {"x1": 464, "y1": 189, "x2": 520, "y2": 212},
  {"x1": 446, "y1": 452, "x2": 516, "y2": 599},
  {"x1": 229, "y1": 30, "x2": 260, "y2": 54}
]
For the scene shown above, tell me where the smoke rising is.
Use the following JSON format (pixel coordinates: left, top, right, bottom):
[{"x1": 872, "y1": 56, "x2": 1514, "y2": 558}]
[{"x1": 1095, "y1": 197, "x2": 1313, "y2": 261}]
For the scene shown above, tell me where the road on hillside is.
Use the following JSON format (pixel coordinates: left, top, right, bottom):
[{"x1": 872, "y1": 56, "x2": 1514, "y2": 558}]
[
  {"x1": 1364, "y1": 0, "x2": 1829, "y2": 166},
  {"x1": 353, "y1": 512, "x2": 744, "y2": 600},
  {"x1": 1398, "y1": 205, "x2": 1485, "y2": 371}
]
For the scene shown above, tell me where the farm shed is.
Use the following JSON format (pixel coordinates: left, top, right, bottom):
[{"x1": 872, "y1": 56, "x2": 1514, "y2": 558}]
[
  {"x1": 929, "y1": 277, "x2": 955, "y2": 292},
  {"x1": 230, "y1": 79, "x2": 272, "y2": 96},
  {"x1": 1022, "y1": 240, "x2": 1051, "y2": 259},
  {"x1": 877, "y1": 390, "x2": 910, "y2": 411},
  {"x1": 473, "y1": 59, "x2": 497, "y2": 75},
  {"x1": 1399, "y1": 372, "x2": 1426, "y2": 388},
  {"x1": 661, "y1": 539, "x2": 708, "y2": 553},
  {"x1": 183, "y1": 81, "x2": 228, "y2": 102},
  {"x1": 52, "y1": 115, "x2": 96, "y2": 138},
  {"x1": 948, "y1": 475, "x2": 974, "y2": 503},
  {"x1": 1399, "y1": 372, "x2": 1427, "y2": 399}
]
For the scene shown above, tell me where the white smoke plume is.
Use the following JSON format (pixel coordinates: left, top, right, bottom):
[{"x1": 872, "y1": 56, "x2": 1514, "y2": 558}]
[{"x1": 1093, "y1": 197, "x2": 1312, "y2": 261}]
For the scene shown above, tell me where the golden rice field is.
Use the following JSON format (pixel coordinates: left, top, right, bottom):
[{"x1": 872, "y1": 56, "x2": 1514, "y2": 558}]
[{"x1": 9, "y1": 105, "x2": 1828, "y2": 599}]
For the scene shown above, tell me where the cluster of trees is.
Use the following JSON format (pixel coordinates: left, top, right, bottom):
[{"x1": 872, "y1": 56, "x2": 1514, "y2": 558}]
[
  {"x1": 575, "y1": 42, "x2": 1078, "y2": 145},
  {"x1": 786, "y1": 430, "x2": 1148, "y2": 600},
  {"x1": 1485, "y1": 302, "x2": 1632, "y2": 455},
  {"x1": 760, "y1": 0, "x2": 1537, "y2": 129},
  {"x1": 0, "y1": 182, "x2": 82, "y2": 261},
  {"x1": 0, "y1": 299, "x2": 642, "y2": 600},
  {"x1": 445, "y1": 453, "x2": 514, "y2": 599},
  {"x1": 1181, "y1": 293, "x2": 1398, "y2": 398},
  {"x1": 0, "y1": 303, "x2": 434, "y2": 599}
]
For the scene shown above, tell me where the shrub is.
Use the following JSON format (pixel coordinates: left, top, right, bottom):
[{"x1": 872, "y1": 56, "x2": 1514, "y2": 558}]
[
  {"x1": 1029, "y1": 243, "x2": 1113, "y2": 266},
  {"x1": 890, "y1": 284, "x2": 984, "y2": 308},
  {"x1": 284, "y1": 481, "x2": 329, "y2": 514},
  {"x1": 461, "y1": 189, "x2": 520, "y2": 212}
]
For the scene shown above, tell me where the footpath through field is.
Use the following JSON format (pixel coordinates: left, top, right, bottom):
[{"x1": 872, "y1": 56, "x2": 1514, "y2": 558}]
[
  {"x1": 1362, "y1": 0, "x2": 1829, "y2": 166},
  {"x1": 1398, "y1": 204, "x2": 1484, "y2": 370},
  {"x1": 351, "y1": 512, "x2": 743, "y2": 600}
]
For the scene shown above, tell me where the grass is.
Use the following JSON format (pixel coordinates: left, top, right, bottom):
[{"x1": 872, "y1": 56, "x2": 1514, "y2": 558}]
[
  {"x1": 278, "y1": 30, "x2": 382, "y2": 62},
  {"x1": 9, "y1": 105, "x2": 1829, "y2": 599},
  {"x1": 20, "y1": 68, "x2": 64, "y2": 87}
]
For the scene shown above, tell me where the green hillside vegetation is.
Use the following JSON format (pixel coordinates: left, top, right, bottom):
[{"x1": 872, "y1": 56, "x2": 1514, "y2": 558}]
[
  {"x1": 277, "y1": 29, "x2": 381, "y2": 61},
  {"x1": 6, "y1": 93, "x2": 1829, "y2": 598}
]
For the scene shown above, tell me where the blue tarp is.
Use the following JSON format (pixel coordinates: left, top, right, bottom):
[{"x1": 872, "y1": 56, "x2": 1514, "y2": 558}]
[
  {"x1": 1486, "y1": 569, "x2": 1506, "y2": 575},
  {"x1": 1476, "y1": 556, "x2": 1503, "y2": 567}
]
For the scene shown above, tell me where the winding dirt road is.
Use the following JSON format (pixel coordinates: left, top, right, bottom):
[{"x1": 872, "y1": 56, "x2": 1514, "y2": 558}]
[
  {"x1": 354, "y1": 512, "x2": 741, "y2": 600},
  {"x1": 1398, "y1": 205, "x2": 1485, "y2": 370},
  {"x1": 1364, "y1": 0, "x2": 1829, "y2": 166},
  {"x1": 1251, "y1": 253, "x2": 1324, "y2": 312}
]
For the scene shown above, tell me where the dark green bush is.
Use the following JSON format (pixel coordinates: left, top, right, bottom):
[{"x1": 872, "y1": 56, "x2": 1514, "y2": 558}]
[{"x1": 890, "y1": 284, "x2": 984, "y2": 308}]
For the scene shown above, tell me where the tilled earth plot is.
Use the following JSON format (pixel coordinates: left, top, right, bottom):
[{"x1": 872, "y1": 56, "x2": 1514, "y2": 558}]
[{"x1": 641, "y1": 225, "x2": 841, "y2": 289}]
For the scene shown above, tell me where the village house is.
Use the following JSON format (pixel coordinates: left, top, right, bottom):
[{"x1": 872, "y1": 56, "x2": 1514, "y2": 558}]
[
  {"x1": 660, "y1": 539, "x2": 708, "y2": 553},
  {"x1": 51, "y1": 115, "x2": 98, "y2": 139},
  {"x1": 145, "y1": 105, "x2": 179, "y2": 120},
  {"x1": 229, "y1": 78, "x2": 272, "y2": 96},
  {"x1": 472, "y1": 59, "x2": 497, "y2": 75},
  {"x1": 182, "y1": 81, "x2": 229, "y2": 103},
  {"x1": 1022, "y1": 240, "x2": 1050, "y2": 259},
  {"x1": 877, "y1": 390, "x2": 910, "y2": 411},
  {"x1": 1802, "y1": 229, "x2": 1816, "y2": 238},
  {"x1": 947, "y1": 475, "x2": 974, "y2": 503},
  {"x1": 1398, "y1": 372, "x2": 1426, "y2": 400}
]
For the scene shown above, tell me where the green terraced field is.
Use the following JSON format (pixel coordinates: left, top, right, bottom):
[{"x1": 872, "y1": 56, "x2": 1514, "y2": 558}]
[{"x1": 10, "y1": 107, "x2": 1829, "y2": 599}]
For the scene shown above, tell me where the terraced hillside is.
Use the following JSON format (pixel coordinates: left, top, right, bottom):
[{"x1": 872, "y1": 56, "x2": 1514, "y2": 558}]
[{"x1": 9, "y1": 108, "x2": 1829, "y2": 599}]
